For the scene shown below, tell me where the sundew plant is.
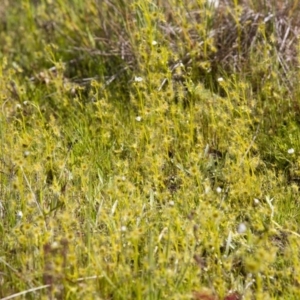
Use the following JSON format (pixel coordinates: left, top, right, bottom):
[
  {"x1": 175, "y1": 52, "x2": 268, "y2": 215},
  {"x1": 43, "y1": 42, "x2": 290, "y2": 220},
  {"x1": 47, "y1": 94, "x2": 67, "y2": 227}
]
[{"x1": 1, "y1": 0, "x2": 300, "y2": 299}]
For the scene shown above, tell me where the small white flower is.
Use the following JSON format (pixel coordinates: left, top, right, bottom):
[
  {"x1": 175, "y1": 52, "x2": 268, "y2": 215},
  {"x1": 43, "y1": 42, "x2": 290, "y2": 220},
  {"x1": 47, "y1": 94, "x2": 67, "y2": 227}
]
[
  {"x1": 135, "y1": 116, "x2": 142, "y2": 122},
  {"x1": 134, "y1": 76, "x2": 143, "y2": 82},
  {"x1": 169, "y1": 200, "x2": 175, "y2": 206},
  {"x1": 121, "y1": 225, "x2": 127, "y2": 232},
  {"x1": 152, "y1": 40, "x2": 158, "y2": 46},
  {"x1": 253, "y1": 198, "x2": 260, "y2": 206},
  {"x1": 51, "y1": 241, "x2": 59, "y2": 249},
  {"x1": 216, "y1": 187, "x2": 222, "y2": 193},
  {"x1": 288, "y1": 148, "x2": 295, "y2": 154},
  {"x1": 16, "y1": 210, "x2": 23, "y2": 220},
  {"x1": 24, "y1": 151, "x2": 30, "y2": 157},
  {"x1": 16, "y1": 104, "x2": 22, "y2": 109},
  {"x1": 237, "y1": 223, "x2": 247, "y2": 234},
  {"x1": 217, "y1": 77, "x2": 224, "y2": 82}
]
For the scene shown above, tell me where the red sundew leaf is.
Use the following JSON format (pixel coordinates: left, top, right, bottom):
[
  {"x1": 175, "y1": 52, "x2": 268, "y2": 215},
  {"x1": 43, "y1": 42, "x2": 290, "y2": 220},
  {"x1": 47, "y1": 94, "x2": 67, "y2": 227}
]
[
  {"x1": 193, "y1": 290, "x2": 218, "y2": 300},
  {"x1": 224, "y1": 291, "x2": 242, "y2": 300}
]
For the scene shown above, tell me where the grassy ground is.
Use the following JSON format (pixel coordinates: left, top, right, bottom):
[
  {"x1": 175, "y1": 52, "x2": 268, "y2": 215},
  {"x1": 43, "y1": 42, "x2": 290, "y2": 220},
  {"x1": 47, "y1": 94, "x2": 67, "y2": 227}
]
[{"x1": 1, "y1": 0, "x2": 300, "y2": 299}]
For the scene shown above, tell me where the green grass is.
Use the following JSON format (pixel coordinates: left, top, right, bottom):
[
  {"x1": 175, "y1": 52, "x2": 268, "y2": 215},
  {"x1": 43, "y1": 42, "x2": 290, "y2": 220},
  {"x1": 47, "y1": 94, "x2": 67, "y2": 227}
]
[{"x1": 1, "y1": 0, "x2": 300, "y2": 299}]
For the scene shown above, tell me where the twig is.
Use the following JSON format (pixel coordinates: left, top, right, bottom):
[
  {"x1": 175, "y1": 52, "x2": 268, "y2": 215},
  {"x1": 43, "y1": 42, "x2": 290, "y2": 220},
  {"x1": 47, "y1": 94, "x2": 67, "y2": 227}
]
[{"x1": 0, "y1": 276, "x2": 99, "y2": 300}]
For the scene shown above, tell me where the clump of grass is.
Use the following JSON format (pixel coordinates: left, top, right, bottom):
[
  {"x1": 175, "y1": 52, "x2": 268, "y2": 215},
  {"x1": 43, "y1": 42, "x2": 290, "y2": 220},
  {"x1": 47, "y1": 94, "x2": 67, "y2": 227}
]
[{"x1": 1, "y1": 0, "x2": 300, "y2": 299}]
